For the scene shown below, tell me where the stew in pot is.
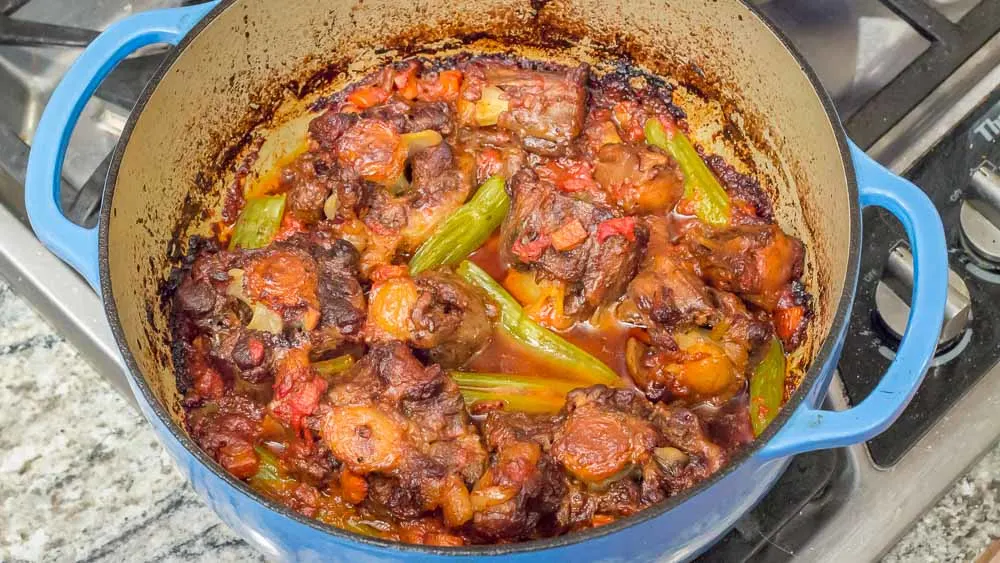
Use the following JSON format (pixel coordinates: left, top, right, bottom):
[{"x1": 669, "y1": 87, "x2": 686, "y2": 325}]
[{"x1": 169, "y1": 55, "x2": 812, "y2": 546}]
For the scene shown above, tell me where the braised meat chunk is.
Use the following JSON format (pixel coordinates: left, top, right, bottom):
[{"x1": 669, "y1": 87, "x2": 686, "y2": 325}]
[
  {"x1": 366, "y1": 268, "x2": 494, "y2": 368},
  {"x1": 551, "y1": 387, "x2": 659, "y2": 485},
  {"x1": 364, "y1": 98, "x2": 456, "y2": 135},
  {"x1": 311, "y1": 239, "x2": 368, "y2": 355},
  {"x1": 354, "y1": 139, "x2": 474, "y2": 273},
  {"x1": 173, "y1": 55, "x2": 814, "y2": 547},
  {"x1": 620, "y1": 217, "x2": 773, "y2": 404},
  {"x1": 410, "y1": 270, "x2": 495, "y2": 368},
  {"x1": 471, "y1": 412, "x2": 566, "y2": 540},
  {"x1": 461, "y1": 61, "x2": 589, "y2": 156},
  {"x1": 592, "y1": 143, "x2": 685, "y2": 215},
  {"x1": 281, "y1": 153, "x2": 335, "y2": 224},
  {"x1": 190, "y1": 395, "x2": 265, "y2": 479},
  {"x1": 624, "y1": 217, "x2": 718, "y2": 331},
  {"x1": 320, "y1": 343, "x2": 487, "y2": 525},
  {"x1": 681, "y1": 222, "x2": 805, "y2": 311},
  {"x1": 336, "y1": 117, "x2": 408, "y2": 185},
  {"x1": 500, "y1": 168, "x2": 645, "y2": 321}
]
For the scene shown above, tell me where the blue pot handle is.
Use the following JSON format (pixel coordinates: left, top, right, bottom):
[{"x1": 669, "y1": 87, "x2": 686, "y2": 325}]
[
  {"x1": 25, "y1": 1, "x2": 219, "y2": 293},
  {"x1": 760, "y1": 140, "x2": 948, "y2": 459}
]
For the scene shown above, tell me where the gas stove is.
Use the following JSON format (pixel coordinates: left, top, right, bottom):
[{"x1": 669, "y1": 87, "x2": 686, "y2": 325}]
[{"x1": 1, "y1": 1, "x2": 999, "y2": 561}]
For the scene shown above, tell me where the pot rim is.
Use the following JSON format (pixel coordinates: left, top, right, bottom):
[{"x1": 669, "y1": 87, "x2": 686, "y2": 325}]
[{"x1": 98, "y1": 0, "x2": 861, "y2": 555}]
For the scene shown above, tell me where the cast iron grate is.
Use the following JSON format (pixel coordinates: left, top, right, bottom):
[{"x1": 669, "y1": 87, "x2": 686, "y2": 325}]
[
  {"x1": 845, "y1": 0, "x2": 1000, "y2": 148},
  {"x1": 696, "y1": 448, "x2": 853, "y2": 563}
]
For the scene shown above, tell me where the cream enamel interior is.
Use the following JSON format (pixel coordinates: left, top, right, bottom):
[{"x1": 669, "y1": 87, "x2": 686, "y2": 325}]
[{"x1": 106, "y1": 0, "x2": 853, "y2": 437}]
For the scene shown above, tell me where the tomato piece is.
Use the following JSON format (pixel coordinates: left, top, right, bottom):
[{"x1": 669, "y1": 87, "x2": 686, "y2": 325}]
[
  {"x1": 596, "y1": 217, "x2": 637, "y2": 243},
  {"x1": 438, "y1": 70, "x2": 463, "y2": 99},
  {"x1": 550, "y1": 218, "x2": 589, "y2": 251},
  {"x1": 775, "y1": 304, "x2": 806, "y2": 346},
  {"x1": 347, "y1": 86, "x2": 390, "y2": 109},
  {"x1": 476, "y1": 148, "x2": 504, "y2": 180},
  {"x1": 269, "y1": 349, "x2": 328, "y2": 432},
  {"x1": 393, "y1": 62, "x2": 419, "y2": 100},
  {"x1": 418, "y1": 69, "x2": 463, "y2": 102},
  {"x1": 511, "y1": 233, "x2": 551, "y2": 262},
  {"x1": 340, "y1": 470, "x2": 369, "y2": 505},
  {"x1": 537, "y1": 159, "x2": 597, "y2": 193},
  {"x1": 591, "y1": 514, "x2": 616, "y2": 527}
]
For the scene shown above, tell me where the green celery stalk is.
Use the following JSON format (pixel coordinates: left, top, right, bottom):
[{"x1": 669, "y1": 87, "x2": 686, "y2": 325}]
[
  {"x1": 749, "y1": 337, "x2": 787, "y2": 436},
  {"x1": 230, "y1": 194, "x2": 287, "y2": 250},
  {"x1": 312, "y1": 355, "x2": 356, "y2": 378},
  {"x1": 342, "y1": 519, "x2": 386, "y2": 538},
  {"x1": 456, "y1": 260, "x2": 623, "y2": 388},
  {"x1": 451, "y1": 371, "x2": 579, "y2": 413},
  {"x1": 644, "y1": 118, "x2": 730, "y2": 227},
  {"x1": 409, "y1": 176, "x2": 509, "y2": 275},
  {"x1": 248, "y1": 445, "x2": 297, "y2": 494}
]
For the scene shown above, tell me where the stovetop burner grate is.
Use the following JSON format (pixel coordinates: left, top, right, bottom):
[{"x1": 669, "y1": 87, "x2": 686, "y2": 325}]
[
  {"x1": 846, "y1": 0, "x2": 1000, "y2": 148},
  {"x1": 696, "y1": 449, "x2": 853, "y2": 563}
]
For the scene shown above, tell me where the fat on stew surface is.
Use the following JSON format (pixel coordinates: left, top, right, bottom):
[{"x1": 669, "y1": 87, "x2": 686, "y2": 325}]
[{"x1": 169, "y1": 55, "x2": 812, "y2": 546}]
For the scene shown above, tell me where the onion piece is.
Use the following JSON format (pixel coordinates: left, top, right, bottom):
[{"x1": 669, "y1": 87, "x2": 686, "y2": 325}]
[
  {"x1": 469, "y1": 484, "x2": 518, "y2": 511},
  {"x1": 323, "y1": 191, "x2": 339, "y2": 220},
  {"x1": 400, "y1": 129, "x2": 443, "y2": 156},
  {"x1": 226, "y1": 268, "x2": 249, "y2": 304},
  {"x1": 625, "y1": 337, "x2": 649, "y2": 384},
  {"x1": 228, "y1": 268, "x2": 284, "y2": 334},
  {"x1": 474, "y1": 86, "x2": 509, "y2": 126},
  {"x1": 653, "y1": 446, "x2": 689, "y2": 470},
  {"x1": 248, "y1": 303, "x2": 284, "y2": 334}
]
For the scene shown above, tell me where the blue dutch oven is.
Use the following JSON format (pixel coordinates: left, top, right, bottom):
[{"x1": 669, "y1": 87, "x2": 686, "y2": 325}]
[{"x1": 24, "y1": 0, "x2": 948, "y2": 560}]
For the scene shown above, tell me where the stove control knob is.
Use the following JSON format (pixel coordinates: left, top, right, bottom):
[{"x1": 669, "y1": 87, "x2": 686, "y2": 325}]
[
  {"x1": 960, "y1": 165, "x2": 1000, "y2": 265},
  {"x1": 874, "y1": 246, "x2": 971, "y2": 349}
]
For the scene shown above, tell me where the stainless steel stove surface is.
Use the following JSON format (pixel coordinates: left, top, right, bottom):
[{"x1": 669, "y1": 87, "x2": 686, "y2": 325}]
[{"x1": 1, "y1": 1, "x2": 999, "y2": 561}]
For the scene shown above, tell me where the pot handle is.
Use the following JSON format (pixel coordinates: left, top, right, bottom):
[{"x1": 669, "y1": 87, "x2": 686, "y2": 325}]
[
  {"x1": 25, "y1": 1, "x2": 220, "y2": 292},
  {"x1": 760, "y1": 141, "x2": 948, "y2": 459}
]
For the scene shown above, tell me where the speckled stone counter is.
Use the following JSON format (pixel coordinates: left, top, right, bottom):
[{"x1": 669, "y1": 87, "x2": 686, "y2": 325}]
[{"x1": 0, "y1": 278, "x2": 995, "y2": 562}]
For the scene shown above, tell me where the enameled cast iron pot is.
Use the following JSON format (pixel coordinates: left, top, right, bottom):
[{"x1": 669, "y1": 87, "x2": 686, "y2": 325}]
[{"x1": 25, "y1": 1, "x2": 949, "y2": 560}]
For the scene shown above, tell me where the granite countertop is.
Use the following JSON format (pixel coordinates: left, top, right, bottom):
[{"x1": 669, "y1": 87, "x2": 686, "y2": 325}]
[{"x1": 0, "y1": 278, "x2": 996, "y2": 562}]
